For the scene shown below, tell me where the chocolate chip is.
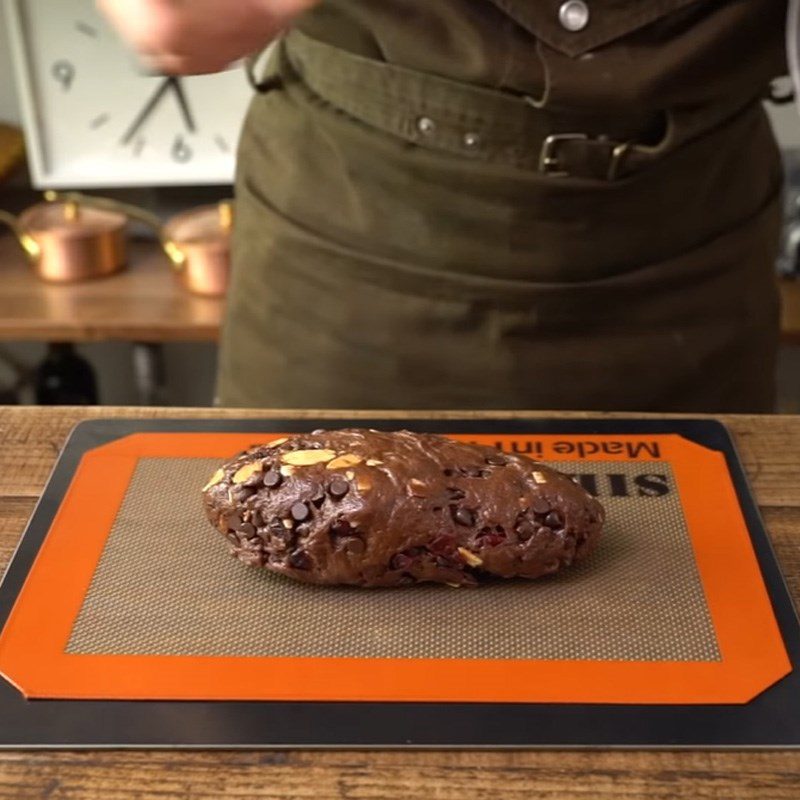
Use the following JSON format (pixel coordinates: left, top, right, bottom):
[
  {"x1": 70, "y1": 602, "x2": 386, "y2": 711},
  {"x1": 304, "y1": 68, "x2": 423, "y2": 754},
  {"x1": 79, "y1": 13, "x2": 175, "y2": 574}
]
[
  {"x1": 443, "y1": 468, "x2": 455, "y2": 477},
  {"x1": 291, "y1": 502, "x2": 311, "y2": 523},
  {"x1": 263, "y1": 469, "x2": 282, "y2": 489},
  {"x1": 329, "y1": 478, "x2": 350, "y2": 499},
  {"x1": 447, "y1": 487, "x2": 466, "y2": 501},
  {"x1": 516, "y1": 521, "x2": 537, "y2": 541},
  {"x1": 532, "y1": 497, "x2": 550, "y2": 514},
  {"x1": 486, "y1": 455, "x2": 507, "y2": 466},
  {"x1": 238, "y1": 522, "x2": 256, "y2": 537},
  {"x1": 289, "y1": 550, "x2": 311, "y2": 570},
  {"x1": 343, "y1": 537, "x2": 366, "y2": 556},
  {"x1": 452, "y1": 507, "x2": 476, "y2": 527},
  {"x1": 545, "y1": 511, "x2": 563, "y2": 529},
  {"x1": 310, "y1": 486, "x2": 326, "y2": 507}
]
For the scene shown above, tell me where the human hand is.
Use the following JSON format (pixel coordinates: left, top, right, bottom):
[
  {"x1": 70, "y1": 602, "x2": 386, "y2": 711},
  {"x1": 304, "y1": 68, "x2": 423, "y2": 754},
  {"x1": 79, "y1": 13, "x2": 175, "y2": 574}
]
[{"x1": 97, "y1": 0, "x2": 318, "y2": 74}]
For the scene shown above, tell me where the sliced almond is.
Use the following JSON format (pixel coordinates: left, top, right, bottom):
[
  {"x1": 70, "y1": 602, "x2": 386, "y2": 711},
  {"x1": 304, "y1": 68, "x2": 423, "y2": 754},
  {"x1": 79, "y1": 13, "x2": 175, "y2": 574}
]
[
  {"x1": 326, "y1": 453, "x2": 363, "y2": 470},
  {"x1": 202, "y1": 468, "x2": 225, "y2": 492},
  {"x1": 407, "y1": 478, "x2": 427, "y2": 496},
  {"x1": 280, "y1": 465, "x2": 296, "y2": 478},
  {"x1": 282, "y1": 518, "x2": 294, "y2": 530},
  {"x1": 366, "y1": 458, "x2": 383, "y2": 467},
  {"x1": 345, "y1": 470, "x2": 356, "y2": 480},
  {"x1": 533, "y1": 471, "x2": 548, "y2": 485},
  {"x1": 267, "y1": 437, "x2": 288, "y2": 449},
  {"x1": 458, "y1": 547, "x2": 483, "y2": 568},
  {"x1": 233, "y1": 462, "x2": 263, "y2": 485},
  {"x1": 281, "y1": 449, "x2": 337, "y2": 467}
]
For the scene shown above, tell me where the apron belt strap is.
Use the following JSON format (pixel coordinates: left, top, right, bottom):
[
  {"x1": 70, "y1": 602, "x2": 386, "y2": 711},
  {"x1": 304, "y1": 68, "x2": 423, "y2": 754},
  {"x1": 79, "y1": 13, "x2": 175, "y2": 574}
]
[{"x1": 278, "y1": 28, "x2": 664, "y2": 181}]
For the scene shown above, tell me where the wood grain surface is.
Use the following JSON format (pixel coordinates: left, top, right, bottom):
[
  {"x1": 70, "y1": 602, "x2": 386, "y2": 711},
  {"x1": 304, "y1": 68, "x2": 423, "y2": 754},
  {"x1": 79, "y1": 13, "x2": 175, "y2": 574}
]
[
  {"x1": 0, "y1": 406, "x2": 798, "y2": 800},
  {"x1": 0, "y1": 234, "x2": 222, "y2": 342}
]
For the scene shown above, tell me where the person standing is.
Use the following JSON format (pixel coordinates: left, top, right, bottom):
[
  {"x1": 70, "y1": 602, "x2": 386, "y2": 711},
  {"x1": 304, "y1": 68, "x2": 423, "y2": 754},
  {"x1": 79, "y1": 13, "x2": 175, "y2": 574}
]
[{"x1": 101, "y1": 0, "x2": 789, "y2": 412}]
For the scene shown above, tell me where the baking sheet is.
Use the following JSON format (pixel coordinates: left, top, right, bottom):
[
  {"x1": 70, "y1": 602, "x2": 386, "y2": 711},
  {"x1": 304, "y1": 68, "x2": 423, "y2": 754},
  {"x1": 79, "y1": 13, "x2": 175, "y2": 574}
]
[{"x1": 0, "y1": 417, "x2": 797, "y2": 747}]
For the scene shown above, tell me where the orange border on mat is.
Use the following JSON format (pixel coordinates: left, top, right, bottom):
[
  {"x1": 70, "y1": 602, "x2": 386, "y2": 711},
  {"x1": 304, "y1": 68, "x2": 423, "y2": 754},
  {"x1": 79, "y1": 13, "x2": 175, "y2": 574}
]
[{"x1": 0, "y1": 433, "x2": 791, "y2": 705}]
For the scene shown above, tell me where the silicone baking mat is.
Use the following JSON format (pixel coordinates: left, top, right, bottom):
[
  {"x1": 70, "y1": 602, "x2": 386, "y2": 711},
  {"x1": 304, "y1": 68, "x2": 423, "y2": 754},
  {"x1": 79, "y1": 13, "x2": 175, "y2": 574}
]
[{"x1": 0, "y1": 418, "x2": 798, "y2": 748}]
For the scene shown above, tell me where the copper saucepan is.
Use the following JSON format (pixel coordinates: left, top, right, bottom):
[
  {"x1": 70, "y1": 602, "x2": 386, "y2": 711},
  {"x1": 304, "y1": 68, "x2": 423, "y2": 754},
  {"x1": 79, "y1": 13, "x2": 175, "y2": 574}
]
[
  {"x1": 162, "y1": 201, "x2": 234, "y2": 297},
  {"x1": 0, "y1": 193, "x2": 234, "y2": 295},
  {"x1": 0, "y1": 193, "x2": 128, "y2": 283}
]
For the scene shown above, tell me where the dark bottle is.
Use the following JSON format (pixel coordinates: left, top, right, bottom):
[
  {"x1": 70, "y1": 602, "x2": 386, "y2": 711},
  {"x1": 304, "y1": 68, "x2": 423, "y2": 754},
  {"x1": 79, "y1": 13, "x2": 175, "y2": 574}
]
[{"x1": 35, "y1": 343, "x2": 99, "y2": 405}]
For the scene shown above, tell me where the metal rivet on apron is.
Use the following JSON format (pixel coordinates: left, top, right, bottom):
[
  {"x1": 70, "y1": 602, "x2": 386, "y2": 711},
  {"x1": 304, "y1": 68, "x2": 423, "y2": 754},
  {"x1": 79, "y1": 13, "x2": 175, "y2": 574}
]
[
  {"x1": 559, "y1": 0, "x2": 589, "y2": 32},
  {"x1": 463, "y1": 132, "x2": 481, "y2": 149},
  {"x1": 416, "y1": 116, "x2": 436, "y2": 135}
]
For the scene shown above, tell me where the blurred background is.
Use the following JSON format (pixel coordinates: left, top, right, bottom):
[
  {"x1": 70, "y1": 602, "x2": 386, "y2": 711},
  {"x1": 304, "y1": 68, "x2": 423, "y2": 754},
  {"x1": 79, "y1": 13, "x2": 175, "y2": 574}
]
[{"x1": 0, "y1": 2, "x2": 798, "y2": 410}]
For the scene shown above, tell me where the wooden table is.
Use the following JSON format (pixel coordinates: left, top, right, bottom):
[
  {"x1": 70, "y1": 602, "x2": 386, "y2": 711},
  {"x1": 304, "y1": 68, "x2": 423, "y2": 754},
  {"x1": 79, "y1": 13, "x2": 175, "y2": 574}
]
[{"x1": 0, "y1": 406, "x2": 798, "y2": 799}]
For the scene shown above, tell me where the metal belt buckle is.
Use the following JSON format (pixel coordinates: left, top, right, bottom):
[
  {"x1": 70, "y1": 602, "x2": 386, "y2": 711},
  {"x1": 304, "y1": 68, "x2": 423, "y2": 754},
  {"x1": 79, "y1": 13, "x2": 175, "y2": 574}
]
[
  {"x1": 539, "y1": 133, "x2": 632, "y2": 180},
  {"x1": 538, "y1": 133, "x2": 588, "y2": 177}
]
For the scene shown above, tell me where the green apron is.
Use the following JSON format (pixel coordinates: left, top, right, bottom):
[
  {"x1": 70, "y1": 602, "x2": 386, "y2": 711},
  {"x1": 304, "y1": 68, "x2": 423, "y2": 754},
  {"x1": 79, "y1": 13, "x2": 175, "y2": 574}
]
[{"x1": 218, "y1": 1, "x2": 785, "y2": 412}]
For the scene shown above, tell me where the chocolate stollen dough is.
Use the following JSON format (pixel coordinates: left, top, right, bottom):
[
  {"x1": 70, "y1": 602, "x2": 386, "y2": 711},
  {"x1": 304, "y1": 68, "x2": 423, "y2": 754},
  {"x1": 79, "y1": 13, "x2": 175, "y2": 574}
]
[{"x1": 202, "y1": 429, "x2": 604, "y2": 587}]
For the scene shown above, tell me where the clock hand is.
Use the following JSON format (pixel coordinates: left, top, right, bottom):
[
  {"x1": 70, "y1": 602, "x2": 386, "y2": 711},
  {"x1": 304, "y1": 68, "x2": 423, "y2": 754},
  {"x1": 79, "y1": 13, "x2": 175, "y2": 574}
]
[
  {"x1": 169, "y1": 77, "x2": 197, "y2": 134},
  {"x1": 119, "y1": 77, "x2": 172, "y2": 146}
]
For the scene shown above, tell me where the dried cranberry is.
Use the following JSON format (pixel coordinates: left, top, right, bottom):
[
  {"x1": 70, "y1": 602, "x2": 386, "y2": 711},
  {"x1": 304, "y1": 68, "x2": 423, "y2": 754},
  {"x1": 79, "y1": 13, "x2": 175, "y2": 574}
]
[
  {"x1": 391, "y1": 553, "x2": 413, "y2": 570},
  {"x1": 429, "y1": 534, "x2": 456, "y2": 555},
  {"x1": 477, "y1": 532, "x2": 507, "y2": 547},
  {"x1": 330, "y1": 519, "x2": 353, "y2": 538}
]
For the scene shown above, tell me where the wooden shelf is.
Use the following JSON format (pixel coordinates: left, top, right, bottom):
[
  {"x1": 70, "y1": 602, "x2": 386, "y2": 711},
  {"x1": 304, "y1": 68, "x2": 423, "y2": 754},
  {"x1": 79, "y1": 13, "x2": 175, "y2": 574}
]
[
  {"x1": 1, "y1": 231, "x2": 798, "y2": 346},
  {"x1": 0, "y1": 233, "x2": 222, "y2": 342}
]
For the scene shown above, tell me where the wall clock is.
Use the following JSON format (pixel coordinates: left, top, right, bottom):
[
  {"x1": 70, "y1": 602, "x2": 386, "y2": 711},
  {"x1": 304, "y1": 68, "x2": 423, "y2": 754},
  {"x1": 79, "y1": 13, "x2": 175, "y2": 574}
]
[{"x1": 4, "y1": 0, "x2": 254, "y2": 188}]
